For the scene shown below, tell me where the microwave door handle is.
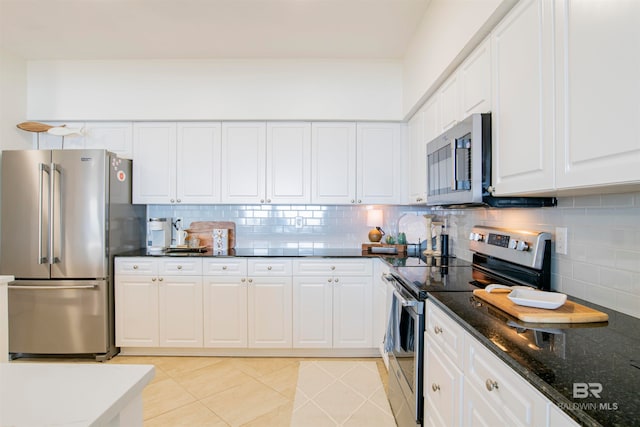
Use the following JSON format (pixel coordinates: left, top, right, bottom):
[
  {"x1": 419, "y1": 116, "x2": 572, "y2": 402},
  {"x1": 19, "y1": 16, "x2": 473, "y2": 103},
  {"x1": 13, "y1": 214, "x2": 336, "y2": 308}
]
[
  {"x1": 451, "y1": 140, "x2": 457, "y2": 191},
  {"x1": 38, "y1": 163, "x2": 51, "y2": 264}
]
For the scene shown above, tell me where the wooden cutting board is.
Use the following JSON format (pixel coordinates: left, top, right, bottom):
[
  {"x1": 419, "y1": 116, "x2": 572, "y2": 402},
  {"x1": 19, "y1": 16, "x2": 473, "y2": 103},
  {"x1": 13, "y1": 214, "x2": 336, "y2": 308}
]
[
  {"x1": 473, "y1": 289, "x2": 608, "y2": 323},
  {"x1": 185, "y1": 221, "x2": 236, "y2": 249}
]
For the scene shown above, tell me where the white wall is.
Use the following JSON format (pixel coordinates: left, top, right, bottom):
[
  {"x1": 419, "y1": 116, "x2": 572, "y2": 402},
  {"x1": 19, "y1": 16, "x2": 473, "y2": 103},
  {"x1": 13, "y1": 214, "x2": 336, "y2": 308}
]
[
  {"x1": 26, "y1": 59, "x2": 403, "y2": 121},
  {"x1": 0, "y1": 49, "x2": 32, "y2": 150},
  {"x1": 402, "y1": 0, "x2": 515, "y2": 117}
]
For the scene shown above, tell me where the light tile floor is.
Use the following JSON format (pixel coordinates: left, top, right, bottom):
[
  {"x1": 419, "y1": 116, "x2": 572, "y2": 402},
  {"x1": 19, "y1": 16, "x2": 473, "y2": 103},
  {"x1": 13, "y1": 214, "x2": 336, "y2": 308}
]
[{"x1": 106, "y1": 356, "x2": 391, "y2": 427}]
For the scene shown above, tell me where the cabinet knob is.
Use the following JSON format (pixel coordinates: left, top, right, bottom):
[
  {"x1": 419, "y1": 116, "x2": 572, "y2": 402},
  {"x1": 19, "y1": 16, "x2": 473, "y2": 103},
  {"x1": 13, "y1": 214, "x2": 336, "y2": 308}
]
[
  {"x1": 260, "y1": 199, "x2": 265, "y2": 203},
  {"x1": 177, "y1": 265, "x2": 182, "y2": 270},
  {"x1": 177, "y1": 199, "x2": 181, "y2": 203},
  {"x1": 133, "y1": 265, "x2": 138, "y2": 270},
  {"x1": 267, "y1": 199, "x2": 271, "y2": 203},
  {"x1": 267, "y1": 266, "x2": 272, "y2": 271},
  {"x1": 416, "y1": 198, "x2": 423, "y2": 202},
  {"x1": 334, "y1": 278, "x2": 339, "y2": 283},
  {"x1": 485, "y1": 379, "x2": 499, "y2": 392},
  {"x1": 248, "y1": 278, "x2": 253, "y2": 283},
  {"x1": 222, "y1": 266, "x2": 228, "y2": 270},
  {"x1": 434, "y1": 325, "x2": 443, "y2": 335},
  {"x1": 351, "y1": 199, "x2": 355, "y2": 203},
  {"x1": 330, "y1": 266, "x2": 336, "y2": 271},
  {"x1": 158, "y1": 277, "x2": 163, "y2": 282},
  {"x1": 151, "y1": 277, "x2": 156, "y2": 282},
  {"x1": 357, "y1": 199, "x2": 362, "y2": 203},
  {"x1": 241, "y1": 278, "x2": 246, "y2": 283},
  {"x1": 328, "y1": 278, "x2": 333, "y2": 283},
  {"x1": 170, "y1": 199, "x2": 175, "y2": 203},
  {"x1": 432, "y1": 383, "x2": 440, "y2": 392}
]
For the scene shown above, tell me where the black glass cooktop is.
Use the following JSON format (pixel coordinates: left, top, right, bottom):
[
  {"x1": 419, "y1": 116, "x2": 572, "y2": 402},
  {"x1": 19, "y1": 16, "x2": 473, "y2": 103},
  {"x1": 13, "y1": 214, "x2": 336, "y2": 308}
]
[{"x1": 392, "y1": 264, "x2": 478, "y2": 299}]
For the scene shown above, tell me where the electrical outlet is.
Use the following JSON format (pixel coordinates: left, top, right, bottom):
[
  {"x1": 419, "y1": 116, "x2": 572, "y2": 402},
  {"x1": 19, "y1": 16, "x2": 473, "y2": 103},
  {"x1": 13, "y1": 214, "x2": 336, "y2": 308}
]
[
  {"x1": 555, "y1": 227, "x2": 568, "y2": 255},
  {"x1": 295, "y1": 216, "x2": 304, "y2": 229}
]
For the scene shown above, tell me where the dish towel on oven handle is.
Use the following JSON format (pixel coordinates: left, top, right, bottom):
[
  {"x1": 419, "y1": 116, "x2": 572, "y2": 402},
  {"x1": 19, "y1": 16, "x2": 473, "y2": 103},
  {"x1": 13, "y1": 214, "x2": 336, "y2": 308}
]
[{"x1": 384, "y1": 293, "x2": 403, "y2": 353}]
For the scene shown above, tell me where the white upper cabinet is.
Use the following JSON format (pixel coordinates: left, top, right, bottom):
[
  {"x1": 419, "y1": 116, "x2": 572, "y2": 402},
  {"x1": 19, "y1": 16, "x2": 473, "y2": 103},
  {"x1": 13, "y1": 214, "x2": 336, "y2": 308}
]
[
  {"x1": 133, "y1": 122, "x2": 221, "y2": 204},
  {"x1": 459, "y1": 38, "x2": 492, "y2": 119},
  {"x1": 221, "y1": 122, "x2": 267, "y2": 203},
  {"x1": 176, "y1": 122, "x2": 222, "y2": 204},
  {"x1": 408, "y1": 108, "x2": 427, "y2": 204},
  {"x1": 423, "y1": 94, "x2": 441, "y2": 145},
  {"x1": 439, "y1": 73, "x2": 460, "y2": 132},
  {"x1": 357, "y1": 123, "x2": 402, "y2": 205},
  {"x1": 554, "y1": 0, "x2": 640, "y2": 191},
  {"x1": 84, "y1": 122, "x2": 133, "y2": 159},
  {"x1": 133, "y1": 122, "x2": 177, "y2": 204},
  {"x1": 311, "y1": 122, "x2": 357, "y2": 204},
  {"x1": 491, "y1": 0, "x2": 555, "y2": 195},
  {"x1": 266, "y1": 122, "x2": 311, "y2": 204}
]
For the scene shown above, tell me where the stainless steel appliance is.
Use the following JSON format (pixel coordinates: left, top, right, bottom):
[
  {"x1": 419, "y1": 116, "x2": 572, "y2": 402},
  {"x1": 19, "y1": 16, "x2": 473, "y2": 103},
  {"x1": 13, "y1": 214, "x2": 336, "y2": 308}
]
[
  {"x1": 385, "y1": 226, "x2": 552, "y2": 426},
  {"x1": 425, "y1": 113, "x2": 556, "y2": 208},
  {"x1": 147, "y1": 217, "x2": 171, "y2": 253},
  {"x1": 0, "y1": 149, "x2": 145, "y2": 361}
]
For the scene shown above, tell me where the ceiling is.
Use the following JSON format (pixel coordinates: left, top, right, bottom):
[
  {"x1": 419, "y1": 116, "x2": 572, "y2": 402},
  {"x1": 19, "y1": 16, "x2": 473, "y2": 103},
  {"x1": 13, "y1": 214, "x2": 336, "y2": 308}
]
[{"x1": 0, "y1": 0, "x2": 430, "y2": 60}]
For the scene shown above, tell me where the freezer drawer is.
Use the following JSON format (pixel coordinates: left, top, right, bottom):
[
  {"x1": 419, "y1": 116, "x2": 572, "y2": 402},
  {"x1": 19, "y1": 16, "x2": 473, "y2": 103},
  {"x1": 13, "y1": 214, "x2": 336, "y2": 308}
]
[{"x1": 8, "y1": 280, "x2": 109, "y2": 355}]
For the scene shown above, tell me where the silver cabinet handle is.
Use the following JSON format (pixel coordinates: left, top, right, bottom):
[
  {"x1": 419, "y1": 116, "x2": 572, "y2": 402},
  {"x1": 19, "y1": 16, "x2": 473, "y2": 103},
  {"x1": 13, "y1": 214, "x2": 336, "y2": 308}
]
[
  {"x1": 248, "y1": 278, "x2": 253, "y2": 283},
  {"x1": 222, "y1": 266, "x2": 228, "y2": 270},
  {"x1": 170, "y1": 199, "x2": 175, "y2": 203},
  {"x1": 432, "y1": 383, "x2": 440, "y2": 392},
  {"x1": 330, "y1": 266, "x2": 336, "y2": 271},
  {"x1": 152, "y1": 278, "x2": 157, "y2": 282},
  {"x1": 177, "y1": 265, "x2": 182, "y2": 270},
  {"x1": 133, "y1": 265, "x2": 139, "y2": 270},
  {"x1": 351, "y1": 199, "x2": 355, "y2": 203},
  {"x1": 260, "y1": 199, "x2": 265, "y2": 203},
  {"x1": 266, "y1": 199, "x2": 271, "y2": 203},
  {"x1": 267, "y1": 266, "x2": 272, "y2": 270},
  {"x1": 328, "y1": 278, "x2": 333, "y2": 282},
  {"x1": 485, "y1": 379, "x2": 499, "y2": 392},
  {"x1": 434, "y1": 325, "x2": 443, "y2": 335},
  {"x1": 241, "y1": 278, "x2": 246, "y2": 283},
  {"x1": 177, "y1": 199, "x2": 181, "y2": 203},
  {"x1": 357, "y1": 199, "x2": 361, "y2": 203},
  {"x1": 158, "y1": 277, "x2": 164, "y2": 282},
  {"x1": 334, "y1": 278, "x2": 339, "y2": 283}
]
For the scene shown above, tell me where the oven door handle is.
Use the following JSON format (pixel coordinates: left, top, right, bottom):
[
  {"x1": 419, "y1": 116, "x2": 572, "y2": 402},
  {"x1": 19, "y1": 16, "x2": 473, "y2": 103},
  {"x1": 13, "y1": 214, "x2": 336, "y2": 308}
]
[{"x1": 394, "y1": 289, "x2": 419, "y2": 308}]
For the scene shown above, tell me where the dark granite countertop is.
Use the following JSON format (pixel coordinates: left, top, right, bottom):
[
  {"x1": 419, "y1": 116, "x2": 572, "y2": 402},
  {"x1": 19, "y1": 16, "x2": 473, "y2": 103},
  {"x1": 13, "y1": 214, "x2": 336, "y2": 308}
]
[
  {"x1": 427, "y1": 291, "x2": 640, "y2": 427},
  {"x1": 117, "y1": 247, "x2": 371, "y2": 258}
]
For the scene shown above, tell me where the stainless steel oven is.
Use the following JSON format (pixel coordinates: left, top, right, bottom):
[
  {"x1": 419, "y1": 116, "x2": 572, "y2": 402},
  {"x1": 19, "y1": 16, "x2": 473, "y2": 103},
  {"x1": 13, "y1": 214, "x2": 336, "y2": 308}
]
[{"x1": 385, "y1": 275, "x2": 424, "y2": 427}]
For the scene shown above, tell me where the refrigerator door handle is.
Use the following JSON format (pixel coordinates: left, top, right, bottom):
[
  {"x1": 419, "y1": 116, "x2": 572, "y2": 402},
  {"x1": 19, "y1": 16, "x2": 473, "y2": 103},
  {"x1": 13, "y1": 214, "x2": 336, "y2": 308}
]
[
  {"x1": 50, "y1": 163, "x2": 62, "y2": 264},
  {"x1": 9, "y1": 284, "x2": 98, "y2": 290},
  {"x1": 38, "y1": 163, "x2": 51, "y2": 264}
]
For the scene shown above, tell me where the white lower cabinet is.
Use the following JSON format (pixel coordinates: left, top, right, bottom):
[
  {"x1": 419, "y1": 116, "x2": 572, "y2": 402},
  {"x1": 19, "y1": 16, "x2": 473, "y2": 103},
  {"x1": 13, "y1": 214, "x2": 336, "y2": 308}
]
[
  {"x1": 115, "y1": 258, "x2": 203, "y2": 348},
  {"x1": 202, "y1": 275, "x2": 248, "y2": 348},
  {"x1": 425, "y1": 300, "x2": 579, "y2": 427},
  {"x1": 293, "y1": 258, "x2": 373, "y2": 349}
]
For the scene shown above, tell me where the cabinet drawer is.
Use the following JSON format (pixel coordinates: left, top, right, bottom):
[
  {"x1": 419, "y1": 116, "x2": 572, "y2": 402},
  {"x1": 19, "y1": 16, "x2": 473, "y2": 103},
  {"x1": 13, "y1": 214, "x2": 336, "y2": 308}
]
[
  {"x1": 115, "y1": 257, "x2": 157, "y2": 275},
  {"x1": 158, "y1": 258, "x2": 202, "y2": 275},
  {"x1": 426, "y1": 300, "x2": 466, "y2": 366},
  {"x1": 203, "y1": 258, "x2": 247, "y2": 276},
  {"x1": 248, "y1": 258, "x2": 292, "y2": 276},
  {"x1": 465, "y1": 336, "x2": 547, "y2": 427},
  {"x1": 293, "y1": 258, "x2": 373, "y2": 276}
]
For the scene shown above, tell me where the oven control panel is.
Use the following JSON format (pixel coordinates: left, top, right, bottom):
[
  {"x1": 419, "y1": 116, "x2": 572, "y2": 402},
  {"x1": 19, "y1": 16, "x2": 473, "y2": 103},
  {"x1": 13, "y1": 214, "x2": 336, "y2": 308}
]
[{"x1": 469, "y1": 226, "x2": 551, "y2": 270}]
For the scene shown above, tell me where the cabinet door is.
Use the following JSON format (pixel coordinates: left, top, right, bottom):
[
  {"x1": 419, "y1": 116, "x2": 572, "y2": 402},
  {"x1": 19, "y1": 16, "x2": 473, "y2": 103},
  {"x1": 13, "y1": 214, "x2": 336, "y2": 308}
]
[
  {"x1": 333, "y1": 276, "x2": 372, "y2": 348},
  {"x1": 84, "y1": 122, "x2": 133, "y2": 159},
  {"x1": 132, "y1": 122, "x2": 177, "y2": 204},
  {"x1": 176, "y1": 122, "x2": 221, "y2": 204},
  {"x1": 462, "y1": 377, "x2": 506, "y2": 427},
  {"x1": 357, "y1": 123, "x2": 402, "y2": 204},
  {"x1": 202, "y1": 276, "x2": 248, "y2": 348},
  {"x1": 292, "y1": 277, "x2": 333, "y2": 348},
  {"x1": 247, "y1": 276, "x2": 292, "y2": 348},
  {"x1": 439, "y1": 74, "x2": 459, "y2": 132},
  {"x1": 221, "y1": 122, "x2": 266, "y2": 203},
  {"x1": 554, "y1": 0, "x2": 640, "y2": 189},
  {"x1": 266, "y1": 122, "x2": 311, "y2": 204},
  {"x1": 158, "y1": 276, "x2": 203, "y2": 347},
  {"x1": 115, "y1": 275, "x2": 159, "y2": 347},
  {"x1": 408, "y1": 110, "x2": 427, "y2": 204},
  {"x1": 423, "y1": 95, "x2": 441, "y2": 144},
  {"x1": 459, "y1": 38, "x2": 492, "y2": 118},
  {"x1": 424, "y1": 339, "x2": 463, "y2": 427},
  {"x1": 311, "y1": 122, "x2": 357, "y2": 204},
  {"x1": 491, "y1": 0, "x2": 555, "y2": 195}
]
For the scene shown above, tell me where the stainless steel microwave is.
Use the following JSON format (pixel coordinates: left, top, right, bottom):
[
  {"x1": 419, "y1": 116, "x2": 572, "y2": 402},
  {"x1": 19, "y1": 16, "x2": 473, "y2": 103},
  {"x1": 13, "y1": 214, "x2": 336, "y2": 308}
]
[{"x1": 425, "y1": 113, "x2": 556, "y2": 208}]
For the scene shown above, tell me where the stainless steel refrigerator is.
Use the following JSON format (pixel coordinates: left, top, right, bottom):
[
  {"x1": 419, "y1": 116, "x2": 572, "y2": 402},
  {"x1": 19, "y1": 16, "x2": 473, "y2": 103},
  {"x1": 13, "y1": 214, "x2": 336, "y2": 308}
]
[{"x1": 0, "y1": 149, "x2": 145, "y2": 361}]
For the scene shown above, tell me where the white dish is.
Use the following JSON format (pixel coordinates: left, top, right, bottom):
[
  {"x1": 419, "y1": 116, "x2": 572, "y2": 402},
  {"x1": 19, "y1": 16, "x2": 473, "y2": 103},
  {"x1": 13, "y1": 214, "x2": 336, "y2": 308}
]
[
  {"x1": 398, "y1": 214, "x2": 428, "y2": 244},
  {"x1": 508, "y1": 289, "x2": 567, "y2": 309}
]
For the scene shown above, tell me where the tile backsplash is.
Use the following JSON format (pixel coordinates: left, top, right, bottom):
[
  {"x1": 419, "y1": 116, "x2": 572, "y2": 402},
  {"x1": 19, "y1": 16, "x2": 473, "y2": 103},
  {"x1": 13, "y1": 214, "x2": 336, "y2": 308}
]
[{"x1": 148, "y1": 191, "x2": 640, "y2": 318}]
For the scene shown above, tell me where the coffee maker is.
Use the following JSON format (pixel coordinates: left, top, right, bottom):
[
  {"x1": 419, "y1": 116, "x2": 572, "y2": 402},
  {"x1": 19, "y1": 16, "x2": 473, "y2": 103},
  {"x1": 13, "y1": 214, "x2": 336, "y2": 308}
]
[{"x1": 147, "y1": 218, "x2": 171, "y2": 253}]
